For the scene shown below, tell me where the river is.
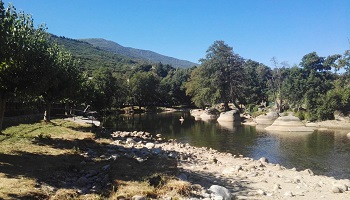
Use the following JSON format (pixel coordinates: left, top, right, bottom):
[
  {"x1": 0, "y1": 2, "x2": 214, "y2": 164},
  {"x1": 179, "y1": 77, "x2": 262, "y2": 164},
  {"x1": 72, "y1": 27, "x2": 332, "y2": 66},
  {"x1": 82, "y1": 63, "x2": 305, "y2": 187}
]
[{"x1": 103, "y1": 111, "x2": 350, "y2": 179}]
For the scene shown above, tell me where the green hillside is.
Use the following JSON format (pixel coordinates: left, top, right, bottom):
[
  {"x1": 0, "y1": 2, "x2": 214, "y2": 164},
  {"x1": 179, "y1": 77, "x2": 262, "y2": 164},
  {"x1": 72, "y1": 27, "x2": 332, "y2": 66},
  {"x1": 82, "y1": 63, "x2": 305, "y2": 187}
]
[
  {"x1": 52, "y1": 35, "x2": 138, "y2": 73},
  {"x1": 80, "y1": 38, "x2": 198, "y2": 68}
]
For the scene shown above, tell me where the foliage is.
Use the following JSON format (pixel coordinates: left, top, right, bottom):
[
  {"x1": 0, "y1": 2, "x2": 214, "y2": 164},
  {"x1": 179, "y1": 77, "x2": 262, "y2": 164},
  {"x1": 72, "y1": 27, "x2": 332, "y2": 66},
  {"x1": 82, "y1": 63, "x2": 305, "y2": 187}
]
[
  {"x1": 186, "y1": 40, "x2": 245, "y2": 109},
  {"x1": 129, "y1": 71, "x2": 161, "y2": 108},
  {"x1": 242, "y1": 60, "x2": 271, "y2": 105}
]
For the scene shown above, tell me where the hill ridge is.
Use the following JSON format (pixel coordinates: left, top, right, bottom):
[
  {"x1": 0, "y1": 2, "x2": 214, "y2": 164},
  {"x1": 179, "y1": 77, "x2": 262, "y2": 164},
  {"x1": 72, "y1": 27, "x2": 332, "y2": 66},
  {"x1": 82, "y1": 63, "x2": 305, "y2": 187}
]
[{"x1": 80, "y1": 38, "x2": 198, "y2": 68}]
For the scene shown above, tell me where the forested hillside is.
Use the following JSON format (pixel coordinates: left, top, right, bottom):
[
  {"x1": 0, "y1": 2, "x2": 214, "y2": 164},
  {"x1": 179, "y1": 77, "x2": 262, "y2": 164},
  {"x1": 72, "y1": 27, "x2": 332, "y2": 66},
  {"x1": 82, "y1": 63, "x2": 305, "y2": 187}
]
[
  {"x1": 52, "y1": 35, "x2": 138, "y2": 73},
  {"x1": 80, "y1": 38, "x2": 198, "y2": 68}
]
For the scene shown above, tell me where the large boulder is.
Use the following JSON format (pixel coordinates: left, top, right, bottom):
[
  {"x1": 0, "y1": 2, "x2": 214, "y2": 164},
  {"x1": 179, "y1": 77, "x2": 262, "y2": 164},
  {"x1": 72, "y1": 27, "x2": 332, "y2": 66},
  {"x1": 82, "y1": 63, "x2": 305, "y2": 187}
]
[
  {"x1": 200, "y1": 109, "x2": 219, "y2": 121},
  {"x1": 265, "y1": 115, "x2": 314, "y2": 132},
  {"x1": 217, "y1": 110, "x2": 241, "y2": 122}
]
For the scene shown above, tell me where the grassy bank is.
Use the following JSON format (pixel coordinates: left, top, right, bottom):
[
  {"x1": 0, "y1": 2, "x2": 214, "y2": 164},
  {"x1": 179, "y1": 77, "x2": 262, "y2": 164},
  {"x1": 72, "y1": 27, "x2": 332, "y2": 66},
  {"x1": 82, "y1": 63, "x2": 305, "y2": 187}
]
[{"x1": 0, "y1": 120, "x2": 189, "y2": 199}]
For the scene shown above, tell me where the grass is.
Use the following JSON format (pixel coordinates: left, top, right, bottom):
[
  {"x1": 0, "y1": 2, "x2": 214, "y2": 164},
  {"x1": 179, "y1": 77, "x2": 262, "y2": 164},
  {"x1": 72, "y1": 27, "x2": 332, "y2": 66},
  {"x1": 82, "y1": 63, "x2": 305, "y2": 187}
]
[{"x1": 0, "y1": 119, "x2": 192, "y2": 199}]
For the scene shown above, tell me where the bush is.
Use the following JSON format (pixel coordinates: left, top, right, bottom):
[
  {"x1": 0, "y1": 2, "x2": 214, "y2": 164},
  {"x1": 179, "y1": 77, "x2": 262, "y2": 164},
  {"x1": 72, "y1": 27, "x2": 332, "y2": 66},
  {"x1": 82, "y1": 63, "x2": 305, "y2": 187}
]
[{"x1": 295, "y1": 111, "x2": 305, "y2": 120}]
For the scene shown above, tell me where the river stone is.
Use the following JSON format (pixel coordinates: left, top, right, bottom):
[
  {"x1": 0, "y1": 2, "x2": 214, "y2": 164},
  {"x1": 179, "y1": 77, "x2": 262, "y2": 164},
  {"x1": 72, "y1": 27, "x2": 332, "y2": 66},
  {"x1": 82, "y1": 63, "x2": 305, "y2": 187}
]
[
  {"x1": 132, "y1": 195, "x2": 146, "y2": 200},
  {"x1": 332, "y1": 185, "x2": 342, "y2": 193},
  {"x1": 209, "y1": 185, "x2": 232, "y2": 199},
  {"x1": 178, "y1": 172, "x2": 188, "y2": 181},
  {"x1": 145, "y1": 142, "x2": 155, "y2": 149},
  {"x1": 126, "y1": 138, "x2": 136, "y2": 144},
  {"x1": 303, "y1": 168, "x2": 314, "y2": 176},
  {"x1": 259, "y1": 157, "x2": 269, "y2": 163},
  {"x1": 77, "y1": 176, "x2": 89, "y2": 186},
  {"x1": 284, "y1": 191, "x2": 293, "y2": 197}
]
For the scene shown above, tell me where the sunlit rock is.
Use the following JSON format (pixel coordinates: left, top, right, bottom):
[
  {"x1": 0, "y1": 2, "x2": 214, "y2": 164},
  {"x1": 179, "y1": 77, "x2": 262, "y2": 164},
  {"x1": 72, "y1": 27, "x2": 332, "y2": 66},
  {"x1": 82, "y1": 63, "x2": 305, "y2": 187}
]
[{"x1": 265, "y1": 115, "x2": 314, "y2": 132}]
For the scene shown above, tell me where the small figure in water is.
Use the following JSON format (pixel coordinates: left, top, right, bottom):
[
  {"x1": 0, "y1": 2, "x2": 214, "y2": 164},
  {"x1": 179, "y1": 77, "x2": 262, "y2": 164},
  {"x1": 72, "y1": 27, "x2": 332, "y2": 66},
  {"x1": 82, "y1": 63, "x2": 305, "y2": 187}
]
[{"x1": 179, "y1": 116, "x2": 184, "y2": 124}]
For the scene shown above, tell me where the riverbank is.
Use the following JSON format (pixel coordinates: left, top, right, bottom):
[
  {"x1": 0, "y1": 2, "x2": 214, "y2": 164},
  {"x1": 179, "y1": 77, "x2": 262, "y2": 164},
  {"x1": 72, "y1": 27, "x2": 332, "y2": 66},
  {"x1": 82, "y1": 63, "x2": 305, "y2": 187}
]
[
  {"x1": 110, "y1": 131, "x2": 350, "y2": 199},
  {"x1": 1, "y1": 119, "x2": 349, "y2": 199}
]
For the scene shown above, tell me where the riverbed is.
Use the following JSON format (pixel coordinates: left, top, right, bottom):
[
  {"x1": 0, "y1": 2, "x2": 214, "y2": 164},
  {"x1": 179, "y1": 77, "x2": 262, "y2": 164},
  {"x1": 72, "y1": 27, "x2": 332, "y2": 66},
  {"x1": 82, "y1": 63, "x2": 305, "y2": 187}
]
[{"x1": 102, "y1": 111, "x2": 350, "y2": 179}]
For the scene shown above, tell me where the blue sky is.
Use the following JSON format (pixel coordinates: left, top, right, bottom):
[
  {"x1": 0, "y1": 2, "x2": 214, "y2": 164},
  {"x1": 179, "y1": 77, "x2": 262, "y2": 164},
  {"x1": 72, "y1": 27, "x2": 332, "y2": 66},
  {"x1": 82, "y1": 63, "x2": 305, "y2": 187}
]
[{"x1": 3, "y1": 0, "x2": 350, "y2": 67}]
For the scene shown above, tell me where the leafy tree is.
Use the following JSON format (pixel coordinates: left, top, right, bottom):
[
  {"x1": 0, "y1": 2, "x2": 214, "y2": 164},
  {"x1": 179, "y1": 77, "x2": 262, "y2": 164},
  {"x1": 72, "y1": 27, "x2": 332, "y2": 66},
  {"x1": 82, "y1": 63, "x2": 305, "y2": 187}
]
[
  {"x1": 242, "y1": 60, "x2": 271, "y2": 106},
  {"x1": 129, "y1": 72, "x2": 160, "y2": 109},
  {"x1": 160, "y1": 68, "x2": 192, "y2": 106},
  {"x1": 300, "y1": 52, "x2": 337, "y2": 120},
  {"x1": 0, "y1": 2, "x2": 51, "y2": 129},
  {"x1": 89, "y1": 69, "x2": 127, "y2": 112},
  {"x1": 281, "y1": 66, "x2": 306, "y2": 110},
  {"x1": 186, "y1": 40, "x2": 245, "y2": 110},
  {"x1": 40, "y1": 44, "x2": 83, "y2": 122}
]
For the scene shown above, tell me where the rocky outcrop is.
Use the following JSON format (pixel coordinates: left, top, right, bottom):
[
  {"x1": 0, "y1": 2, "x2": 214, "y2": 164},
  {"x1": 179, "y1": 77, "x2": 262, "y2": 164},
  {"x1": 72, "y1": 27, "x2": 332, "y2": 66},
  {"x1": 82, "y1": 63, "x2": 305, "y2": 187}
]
[
  {"x1": 217, "y1": 110, "x2": 241, "y2": 122},
  {"x1": 265, "y1": 115, "x2": 315, "y2": 132},
  {"x1": 255, "y1": 111, "x2": 279, "y2": 125}
]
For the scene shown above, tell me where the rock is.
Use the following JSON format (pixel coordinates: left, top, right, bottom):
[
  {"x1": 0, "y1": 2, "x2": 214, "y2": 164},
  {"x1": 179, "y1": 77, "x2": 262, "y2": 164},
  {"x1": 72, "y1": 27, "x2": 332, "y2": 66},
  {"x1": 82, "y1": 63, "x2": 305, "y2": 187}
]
[
  {"x1": 273, "y1": 184, "x2": 281, "y2": 191},
  {"x1": 259, "y1": 157, "x2": 269, "y2": 163},
  {"x1": 126, "y1": 138, "x2": 136, "y2": 144},
  {"x1": 77, "y1": 176, "x2": 89, "y2": 187},
  {"x1": 209, "y1": 185, "x2": 232, "y2": 199},
  {"x1": 178, "y1": 172, "x2": 188, "y2": 181},
  {"x1": 145, "y1": 142, "x2": 155, "y2": 149},
  {"x1": 303, "y1": 168, "x2": 314, "y2": 176},
  {"x1": 132, "y1": 195, "x2": 146, "y2": 200},
  {"x1": 168, "y1": 152, "x2": 178, "y2": 159},
  {"x1": 265, "y1": 115, "x2": 314, "y2": 132},
  {"x1": 257, "y1": 189, "x2": 266, "y2": 195},
  {"x1": 284, "y1": 191, "x2": 293, "y2": 197},
  {"x1": 85, "y1": 170, "x2": 98, "y2": 177},
  {"x1": 151, "y1": 148, "x2": 162, "y2": 155},
  {"x1": 333, "y1": 184, "x2": 347, "y2": 192},
  {"x1": 332, "y1": 186, "x2": 342, "y2": 193},
  {"x1": 347, "y1": 132, "x2": 350, "y2": 138},
  {"x1": 102, "y1": 164, "x2": 110, "y2": 171},
  {"x1": 255, "y1": 112, "x2": 279, "y2": 125},
  {"x1": 156, "y1": 134, "x2": 162, "y2": 138},
  {"x1": 217, "y1": 110, "x2": 241, "y2": 122}
]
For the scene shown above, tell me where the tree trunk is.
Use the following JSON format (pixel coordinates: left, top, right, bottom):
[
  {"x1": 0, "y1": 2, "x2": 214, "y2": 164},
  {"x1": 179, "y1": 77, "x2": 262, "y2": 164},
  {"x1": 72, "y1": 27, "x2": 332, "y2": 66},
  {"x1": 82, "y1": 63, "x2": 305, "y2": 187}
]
[
  {"x1": 223, "y1": 101, "x2": 230, "y2": 111},
  {"x1": 0, "y1": 97, "x2": 6, "y2": 131},
  {"x1": 44, "y1": 102, "x2": 52, "y2": 122}
]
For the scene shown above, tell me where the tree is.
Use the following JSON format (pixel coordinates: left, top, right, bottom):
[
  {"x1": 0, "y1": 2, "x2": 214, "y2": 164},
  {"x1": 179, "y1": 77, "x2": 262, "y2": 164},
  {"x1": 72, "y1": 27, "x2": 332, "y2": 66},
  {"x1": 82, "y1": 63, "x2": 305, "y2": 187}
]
[
  {"x1": 129, "y1": 72, "x2": 160, "y2": 109},
  {"x1": 281, "y1": 66, "x2": 306, "y2": 110},
  {"x1": 89, "y1": 69, "x2": 127, "y2": 112},
  {"x1": 160, "y1": 68, "x2": 192, "y2": 106},
  {"x1": 300, "y1": 52, "x2": 336, "y2": 120},
  {"x1": 40, "y1": 44, "x2": 83, "y2": 122},
  {"x1": 0, "y1": 2, "x2": 51, "y2": 129},
  {"x1": 268, "y1": 57, "x2": 289, "y2": 112},
  {"x1": 186, "y1": 40, "x2": 245, "y2": 110},
  {"x1": 242, "y1": 60, "x2": 271, "y2": 106}
]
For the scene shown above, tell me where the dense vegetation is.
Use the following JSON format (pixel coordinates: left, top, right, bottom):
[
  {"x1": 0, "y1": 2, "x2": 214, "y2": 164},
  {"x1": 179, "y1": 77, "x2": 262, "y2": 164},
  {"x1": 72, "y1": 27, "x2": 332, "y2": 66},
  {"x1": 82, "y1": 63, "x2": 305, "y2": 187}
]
[{"x1": 1, "y1": 2, "x2": 350, "y2": 131}]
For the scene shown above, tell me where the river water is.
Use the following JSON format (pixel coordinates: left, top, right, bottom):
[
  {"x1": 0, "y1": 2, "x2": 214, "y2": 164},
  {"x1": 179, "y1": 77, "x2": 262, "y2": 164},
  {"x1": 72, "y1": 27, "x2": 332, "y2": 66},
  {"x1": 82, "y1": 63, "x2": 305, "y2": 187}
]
[{"x1": 104, "y1": 111, "x2": 350, "y2": 179}]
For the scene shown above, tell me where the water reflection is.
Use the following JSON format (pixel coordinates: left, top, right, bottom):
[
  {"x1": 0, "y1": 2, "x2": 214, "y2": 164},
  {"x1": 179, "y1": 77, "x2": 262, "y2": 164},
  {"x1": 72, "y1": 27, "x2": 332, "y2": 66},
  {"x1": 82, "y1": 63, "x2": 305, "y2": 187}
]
[{"x1": 104, "y1": 112, "x2": 350, "y2": 179}]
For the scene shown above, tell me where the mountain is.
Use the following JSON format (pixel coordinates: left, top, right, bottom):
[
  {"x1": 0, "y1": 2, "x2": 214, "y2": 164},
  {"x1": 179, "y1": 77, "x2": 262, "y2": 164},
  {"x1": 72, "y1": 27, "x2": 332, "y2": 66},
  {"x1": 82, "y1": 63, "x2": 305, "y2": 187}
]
[
  {"x1": 52, "y1": 35, "x2": 138, "y2": 73},
  {"x1": 80, "y1": 38, "x2": 198, "y2": 68}
]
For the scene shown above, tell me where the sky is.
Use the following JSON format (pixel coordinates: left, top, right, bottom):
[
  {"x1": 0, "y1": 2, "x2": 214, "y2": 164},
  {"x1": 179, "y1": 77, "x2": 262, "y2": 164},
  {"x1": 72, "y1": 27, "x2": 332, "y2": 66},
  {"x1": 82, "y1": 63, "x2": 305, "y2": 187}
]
[{"x1": 3, "y1": 0, "x2": 350, "y2": 67}]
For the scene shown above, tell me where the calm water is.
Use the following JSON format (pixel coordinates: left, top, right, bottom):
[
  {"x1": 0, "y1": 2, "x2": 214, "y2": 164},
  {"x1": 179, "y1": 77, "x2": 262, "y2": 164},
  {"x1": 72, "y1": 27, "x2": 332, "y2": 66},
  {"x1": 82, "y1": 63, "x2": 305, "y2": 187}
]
[{"x1": 104, "y1": 111, "x2": 350, "y2": 179}]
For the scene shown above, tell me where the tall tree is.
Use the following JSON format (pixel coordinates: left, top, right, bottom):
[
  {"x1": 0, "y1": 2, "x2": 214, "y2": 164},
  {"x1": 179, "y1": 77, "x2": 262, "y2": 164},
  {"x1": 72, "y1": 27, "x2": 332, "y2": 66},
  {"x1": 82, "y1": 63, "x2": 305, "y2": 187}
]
[
  {"x1": 0, "y1": 2, "x2": 50, "y2": 129},
  {"x1": 242, "y1": 60, "x2": 271, "y2": 106},
  {"x1": 186, "y1": 40, "x2": 245, "y2": 110},
  {"x1": 40, "y1": 44, "x2": 83, "y2": 122},
  {"x1": 129, "y1": 72, "x2": 160, "y2": 109}
]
